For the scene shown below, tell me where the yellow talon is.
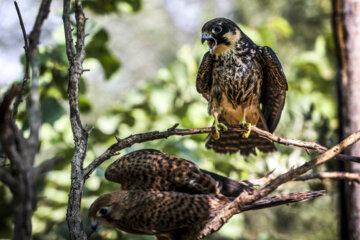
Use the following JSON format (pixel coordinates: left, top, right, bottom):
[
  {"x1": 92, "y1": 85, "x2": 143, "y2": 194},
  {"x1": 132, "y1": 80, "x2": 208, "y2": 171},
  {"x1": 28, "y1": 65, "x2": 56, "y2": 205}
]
[
  {"x1": 211, "y1": 114, "x2": 228, "y2": 140},
  {"x1": 240, "y1": 113, "x2": 251, "y2": 138}
]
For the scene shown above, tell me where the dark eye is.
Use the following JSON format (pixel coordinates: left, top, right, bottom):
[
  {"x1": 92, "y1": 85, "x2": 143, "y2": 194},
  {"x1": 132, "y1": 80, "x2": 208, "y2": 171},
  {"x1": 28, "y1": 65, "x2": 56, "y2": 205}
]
[
  {"x1": 212, "y1": 26, "x2": 222, "y2": 34},
  {"x1": 99, "y1": 207, "x2": 108, "y2": 215}
]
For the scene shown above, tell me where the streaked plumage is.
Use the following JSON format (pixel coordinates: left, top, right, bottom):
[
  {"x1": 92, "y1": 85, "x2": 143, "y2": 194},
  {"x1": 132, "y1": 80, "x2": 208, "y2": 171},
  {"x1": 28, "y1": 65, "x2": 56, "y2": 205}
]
[
  {"x1": 89, "y1": 150, "x2": 324, "y2": 240},
  {"x1": 197, "y1": 18, "x2": 288, "y2": 155},
  {"x1": 105, "y1": 149, "x2": 250, "y2": 196}
]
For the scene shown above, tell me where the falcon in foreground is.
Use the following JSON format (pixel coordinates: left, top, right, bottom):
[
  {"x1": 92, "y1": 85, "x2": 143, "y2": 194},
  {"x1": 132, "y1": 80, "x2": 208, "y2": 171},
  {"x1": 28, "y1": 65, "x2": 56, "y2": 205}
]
[
  {"x1": 196, "y1": 18, "x2": 288, "y2": 155},
  {"x1": 89, "y1": 150, "x2": 324, "y2": 240}
]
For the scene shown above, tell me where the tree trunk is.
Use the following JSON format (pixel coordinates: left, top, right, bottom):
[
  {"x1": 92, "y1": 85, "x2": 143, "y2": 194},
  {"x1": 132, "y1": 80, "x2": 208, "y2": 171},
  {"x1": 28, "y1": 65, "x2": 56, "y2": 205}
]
[
  {"x1": 12, "y1": 172, "x2": 35, "y2": 240},
  {"x1": 332, "y1": 0, "x2": 360, "y2": 239}
]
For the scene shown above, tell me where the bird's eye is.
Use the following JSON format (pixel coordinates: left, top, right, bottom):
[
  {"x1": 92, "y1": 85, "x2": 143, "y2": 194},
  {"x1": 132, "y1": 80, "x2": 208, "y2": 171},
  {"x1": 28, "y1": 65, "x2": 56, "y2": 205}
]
[
  {"x1": 212, "y1": 26, "x2": 222, "y2": 34},
  {"x1": 99, "y1": 207, "x2": 109, "y2": 216}
]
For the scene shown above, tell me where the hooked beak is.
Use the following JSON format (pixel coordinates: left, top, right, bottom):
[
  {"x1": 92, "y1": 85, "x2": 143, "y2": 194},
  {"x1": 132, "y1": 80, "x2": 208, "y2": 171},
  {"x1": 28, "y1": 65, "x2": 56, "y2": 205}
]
[
  {"x1": 201, "y1": 32, "x2": 217, "y2": 54},
  {"x1": 91, "y1": 220, "x2": 100, "y2": 231}
]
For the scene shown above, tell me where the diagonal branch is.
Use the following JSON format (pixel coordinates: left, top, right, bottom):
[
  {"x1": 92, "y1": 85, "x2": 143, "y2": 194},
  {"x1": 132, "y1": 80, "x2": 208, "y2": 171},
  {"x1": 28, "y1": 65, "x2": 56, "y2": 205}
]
[
  {"x1": 251, "y1": 125, "x2": 360, "y2": 163},
  {"x1": 190, "y1": 130, "x2": 360, "y2": 239}
]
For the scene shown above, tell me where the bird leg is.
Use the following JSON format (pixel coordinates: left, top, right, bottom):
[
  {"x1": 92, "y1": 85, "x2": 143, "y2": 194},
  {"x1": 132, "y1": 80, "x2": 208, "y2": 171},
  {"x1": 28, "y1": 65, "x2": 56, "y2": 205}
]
[
  {"x1": 240, "y1": 109, "x2": 251, "y2": 138},
  {"x1": 211, "y1": 113, "x2": 228, "y2": 140}
]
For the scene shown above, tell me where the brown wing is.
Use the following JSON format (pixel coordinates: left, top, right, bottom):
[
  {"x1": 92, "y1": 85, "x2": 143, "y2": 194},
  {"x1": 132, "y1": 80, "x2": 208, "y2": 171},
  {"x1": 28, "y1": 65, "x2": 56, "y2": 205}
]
[
  {"x1": 105, "y1": 149, "x2": 219, "y2": 194},
  {"x1": 105, "y1": 149, "x2": 251, "y2": 196},
  {"x1": 196, "y1": 51, "x2": 213, "y2": 101},
  {"x1": 109, "y1": 191, "x2": 229, "y2": 235},
  {"x1": 259, "y1": 46, "x2": 288, "y2": 133}
]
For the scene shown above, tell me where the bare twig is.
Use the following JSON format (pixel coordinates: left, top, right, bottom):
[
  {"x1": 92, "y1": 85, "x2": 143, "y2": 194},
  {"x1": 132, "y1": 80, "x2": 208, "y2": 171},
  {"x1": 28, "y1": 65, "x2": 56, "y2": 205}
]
[
  {"x1": 295, "y1": 172, "x2": 360, "y2": 183},
  {"x1": 12, "y1": 1, "x2": 30, "y2": 120},
  {"x1": 251, "y1": 125, "x2": 360, "y2": 163}
]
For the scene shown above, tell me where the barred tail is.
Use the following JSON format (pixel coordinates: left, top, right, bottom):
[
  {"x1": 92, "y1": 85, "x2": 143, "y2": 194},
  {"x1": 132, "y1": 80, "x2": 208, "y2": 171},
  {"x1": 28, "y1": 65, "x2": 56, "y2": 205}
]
[{"x1": 206, "y1": 130, "x2": 275, "y2": 155}]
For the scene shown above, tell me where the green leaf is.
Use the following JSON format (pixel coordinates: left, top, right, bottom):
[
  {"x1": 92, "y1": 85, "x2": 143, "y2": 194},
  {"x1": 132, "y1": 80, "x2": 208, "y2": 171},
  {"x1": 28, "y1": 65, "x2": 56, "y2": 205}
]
[
  {"x1": 86, "y1": 29, "x2": 121, "y2": 80},
  {"x1": 83, "y1": 0, "x2": 142, "y2": 14},
  {"x1": 79, "y1": 94, "x2": 92, "y2": 113},
  {"x1": 40, "y1": 97, "x2": 66, "y2": 125}
]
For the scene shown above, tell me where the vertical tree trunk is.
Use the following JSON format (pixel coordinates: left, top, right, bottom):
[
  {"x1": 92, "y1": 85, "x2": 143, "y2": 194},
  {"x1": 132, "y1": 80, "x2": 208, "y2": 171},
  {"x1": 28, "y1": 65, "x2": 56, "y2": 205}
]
[
  {"x1": 12, "y1": 173, "x2": 35, "y2": 240},
  {"x1": 332, "y1": 0, "x2": 360, "y2": 239}
]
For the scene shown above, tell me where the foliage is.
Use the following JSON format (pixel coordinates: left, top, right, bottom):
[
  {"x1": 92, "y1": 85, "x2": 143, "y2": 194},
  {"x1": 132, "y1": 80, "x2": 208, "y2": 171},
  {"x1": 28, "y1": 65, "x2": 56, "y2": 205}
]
[{"x1": 0, "y1": 0, "x2": 339, "y2": 239}]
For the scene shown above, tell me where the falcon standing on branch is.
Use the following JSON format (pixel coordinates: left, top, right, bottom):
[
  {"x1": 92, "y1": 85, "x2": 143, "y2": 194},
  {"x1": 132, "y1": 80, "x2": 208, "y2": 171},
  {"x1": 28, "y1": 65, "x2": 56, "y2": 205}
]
[
  {"x1": 196, "y1": 18, "x2": 288, "y2": 155},
  {"x1": 89, "y1": 150, "x2": 324, "y2": 240}
]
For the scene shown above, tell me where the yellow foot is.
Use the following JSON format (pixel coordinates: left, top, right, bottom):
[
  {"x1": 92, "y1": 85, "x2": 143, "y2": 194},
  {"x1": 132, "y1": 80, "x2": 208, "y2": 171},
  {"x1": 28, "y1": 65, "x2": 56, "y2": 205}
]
[
  {"x1": 240, "y1": 122, "x2": 251, "y2": 138},
  {"x1": 211, "y1": 122, "x2": 228, "y2": 140}
]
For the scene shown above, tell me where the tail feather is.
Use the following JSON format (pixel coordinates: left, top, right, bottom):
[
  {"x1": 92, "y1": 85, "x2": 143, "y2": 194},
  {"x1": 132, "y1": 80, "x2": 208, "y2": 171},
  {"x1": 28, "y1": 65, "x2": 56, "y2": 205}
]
[
  {"x1": 206, "y1": 128, "x2": 275, "y2": 156},
  {"x1": 201, "y1": 169, "x2": 252, "y2": 197},
  {"x1": 240, "y1": 190, "x2": 326, "y2": 212}
]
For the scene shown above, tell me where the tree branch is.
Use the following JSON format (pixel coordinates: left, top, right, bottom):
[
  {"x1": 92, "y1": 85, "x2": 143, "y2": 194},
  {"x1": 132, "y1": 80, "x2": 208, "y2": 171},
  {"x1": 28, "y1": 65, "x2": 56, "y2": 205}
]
[
  {"x1": 251, "y1": 125, "x2": 360, "y2": 163},
  {"x1": 63, "y1": 0, "x2": 89, "y2": 239},
  {"x1": 0, "y1": 168, "x2": 17, "y2": 191},
  {"x1": 188, "y1": 130, "x2": 360, "y2": 239},
  {"x1": 294, "y1": 172, "x2": 360, "y2": 183},
  {"x1": 27, "y1": 0, "x2": 51, "y2": 151},
  {"x1": 12, "y1": 1, "x2": 30, "y2": 121},
  {"x1": 83, "y1": 124, "x2": 360, "y2": 179}
]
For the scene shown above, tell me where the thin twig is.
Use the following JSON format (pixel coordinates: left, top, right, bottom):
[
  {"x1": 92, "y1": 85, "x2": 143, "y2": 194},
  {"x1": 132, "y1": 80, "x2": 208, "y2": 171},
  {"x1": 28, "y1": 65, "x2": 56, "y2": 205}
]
[
  {"x1": 252, "y1": 125, "x2": 360, "y2": 163},
  {"x1": 294, "y1": 172, "x2": 360, "y2": 183},
  {"x1": 12, "y1": 1, "x2": 30, "y2": 120}
]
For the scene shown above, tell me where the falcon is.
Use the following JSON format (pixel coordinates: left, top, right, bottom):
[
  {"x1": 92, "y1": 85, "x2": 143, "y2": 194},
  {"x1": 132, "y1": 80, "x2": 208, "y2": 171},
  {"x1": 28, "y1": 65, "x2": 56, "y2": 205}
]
[
  {"x1": 196, "y1": 18, "x2": 288, "y2": 155},
  {"x1": 89, "y1": 150, "x2": 324, "y2": 240}
]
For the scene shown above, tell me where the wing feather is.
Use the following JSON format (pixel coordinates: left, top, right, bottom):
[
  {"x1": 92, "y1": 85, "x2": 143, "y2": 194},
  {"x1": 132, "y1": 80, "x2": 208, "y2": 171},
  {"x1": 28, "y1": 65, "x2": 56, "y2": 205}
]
[
  {"x1": 259, "y1": 46, "x2": 288, "y2": 133},
  {"x1": 196, "y1": 51, "x2": 213, "y2": 101}
]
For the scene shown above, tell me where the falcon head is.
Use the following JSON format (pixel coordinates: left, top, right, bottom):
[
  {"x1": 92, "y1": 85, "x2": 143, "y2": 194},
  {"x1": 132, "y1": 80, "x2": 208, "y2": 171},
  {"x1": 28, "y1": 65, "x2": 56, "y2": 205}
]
[
  {"x1": 88, "y1": 191, "x2": 123, "y2": 231},
  {"x1": 201, "y1": 18, "x2": 241, "y2": 55}
]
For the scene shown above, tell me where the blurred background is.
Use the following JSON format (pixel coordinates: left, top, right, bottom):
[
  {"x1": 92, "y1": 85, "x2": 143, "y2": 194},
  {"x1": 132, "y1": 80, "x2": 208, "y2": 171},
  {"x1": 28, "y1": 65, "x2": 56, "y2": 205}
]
[{"x1": 0, "y1": 0, "x2": 338, "y2": 239}]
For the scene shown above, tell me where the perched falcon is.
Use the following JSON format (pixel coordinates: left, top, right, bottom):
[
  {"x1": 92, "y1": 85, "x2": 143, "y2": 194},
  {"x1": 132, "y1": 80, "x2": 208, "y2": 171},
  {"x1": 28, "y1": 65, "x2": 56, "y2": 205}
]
[
  {"x1": 196, "y1": 18, "x2": 288, "y2": 155},
  {"x1": 89, "y1": 150, "x2": 324, "y2": 240},
  {"x1": 105, "y1": 149, "x2": 250, "y2": 197}
]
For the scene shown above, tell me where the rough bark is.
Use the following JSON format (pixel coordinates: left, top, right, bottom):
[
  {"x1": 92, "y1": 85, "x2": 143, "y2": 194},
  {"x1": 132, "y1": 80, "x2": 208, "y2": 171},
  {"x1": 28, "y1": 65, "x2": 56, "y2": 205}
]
[{"x1": 332, "y1": 0, "x2": 360, "y2": 239}]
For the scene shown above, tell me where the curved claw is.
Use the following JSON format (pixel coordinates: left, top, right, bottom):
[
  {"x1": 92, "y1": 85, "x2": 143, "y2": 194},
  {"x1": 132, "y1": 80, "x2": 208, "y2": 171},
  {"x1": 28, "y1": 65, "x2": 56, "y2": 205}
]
[
  {"x1": 211, "y1": 122, "x2": 228, "y2": 140},
  {"x1": 241, "y1": 122, "x2": 251, "y2": 138}
]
